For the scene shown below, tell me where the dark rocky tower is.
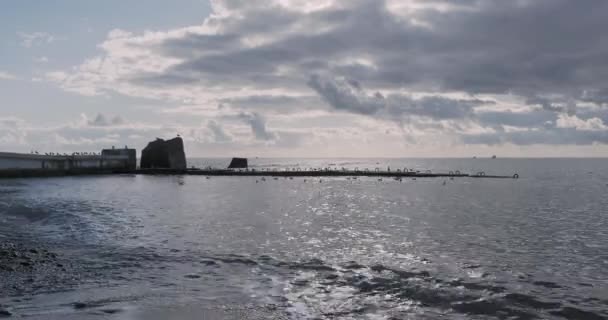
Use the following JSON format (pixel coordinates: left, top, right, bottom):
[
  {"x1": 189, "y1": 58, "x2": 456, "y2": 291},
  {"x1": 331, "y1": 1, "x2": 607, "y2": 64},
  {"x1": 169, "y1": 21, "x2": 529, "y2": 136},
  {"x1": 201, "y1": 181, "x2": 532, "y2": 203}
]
[
  {"x1": 228, "y1": 158, "x2": 248, "y2": 169},
  {"x1": 140, "y1": 137, "x2": 187, "y2": 169}
]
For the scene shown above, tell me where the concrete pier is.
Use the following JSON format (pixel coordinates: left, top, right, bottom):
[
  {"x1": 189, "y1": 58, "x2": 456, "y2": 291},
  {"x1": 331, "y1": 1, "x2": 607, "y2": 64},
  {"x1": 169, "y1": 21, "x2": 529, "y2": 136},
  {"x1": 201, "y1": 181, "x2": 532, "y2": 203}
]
[
  {"x1": 0, "y1": 148, "x2": 136, "y2": 178},
  {"x1": 0, "y1": 148, "x2": 517, "y2": 179},
  {"x1": 126, "y1": 168, "x2": 519, "y2": 179}
]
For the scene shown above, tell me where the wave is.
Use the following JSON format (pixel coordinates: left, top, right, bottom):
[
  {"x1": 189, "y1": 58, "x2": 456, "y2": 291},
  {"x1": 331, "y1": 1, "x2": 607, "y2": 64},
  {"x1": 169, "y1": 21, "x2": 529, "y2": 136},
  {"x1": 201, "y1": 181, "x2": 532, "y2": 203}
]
[
  {"x1": 4, "y1": 243, "x2": 606, "y2": 319},
  {"x1": 140, "y1": 252, "x2": 606, "y2": 320}
]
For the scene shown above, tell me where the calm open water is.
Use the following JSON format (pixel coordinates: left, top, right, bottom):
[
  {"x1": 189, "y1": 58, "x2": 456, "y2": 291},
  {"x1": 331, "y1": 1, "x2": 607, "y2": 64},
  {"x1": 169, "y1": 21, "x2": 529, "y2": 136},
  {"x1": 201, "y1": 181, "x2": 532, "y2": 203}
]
[{"x1": 0, "y1": 158, "x2": 607, "y2": 319}]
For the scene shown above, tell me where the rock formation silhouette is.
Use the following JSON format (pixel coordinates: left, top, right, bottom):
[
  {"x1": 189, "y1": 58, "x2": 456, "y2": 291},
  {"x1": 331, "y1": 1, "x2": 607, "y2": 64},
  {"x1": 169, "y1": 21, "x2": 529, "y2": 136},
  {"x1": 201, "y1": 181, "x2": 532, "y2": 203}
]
[
  {"x1": 228, "y1": 157, "x2": 248, "y2": 169},
  {"x1": 140, "y1": 137, "x2": 187, "y2": 169}
]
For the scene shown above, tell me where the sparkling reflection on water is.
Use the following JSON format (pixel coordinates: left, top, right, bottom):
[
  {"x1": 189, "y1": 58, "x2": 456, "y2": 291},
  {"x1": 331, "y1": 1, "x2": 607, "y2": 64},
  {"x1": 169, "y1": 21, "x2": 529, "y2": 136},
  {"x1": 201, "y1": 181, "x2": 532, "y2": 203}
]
[{"x1": 0, "y1": 158, "x2": 607, "y2": 319}]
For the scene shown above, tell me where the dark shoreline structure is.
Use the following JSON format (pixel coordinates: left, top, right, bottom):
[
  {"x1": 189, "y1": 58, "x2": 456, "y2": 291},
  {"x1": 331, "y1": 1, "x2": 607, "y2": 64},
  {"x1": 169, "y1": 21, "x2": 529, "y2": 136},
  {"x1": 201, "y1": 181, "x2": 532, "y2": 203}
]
[
  {"x1": 140, "y1": 137, "x2": 187, "y2": 170},
  {"x1": 126, "y1": 168, "x2": 519, "y2": 179},
  {"x1": 0, "y1": 148, "x2": 136, "y2": 178},
  {"x1": 0, "y1": 166, "x2": 518, "y2": 179},
  {"x1": 228, "y1": 157, "x2": 248, "y2": 169},
  {"x1": 0, "y1": 137, "x2": 518, "y2": 179}
]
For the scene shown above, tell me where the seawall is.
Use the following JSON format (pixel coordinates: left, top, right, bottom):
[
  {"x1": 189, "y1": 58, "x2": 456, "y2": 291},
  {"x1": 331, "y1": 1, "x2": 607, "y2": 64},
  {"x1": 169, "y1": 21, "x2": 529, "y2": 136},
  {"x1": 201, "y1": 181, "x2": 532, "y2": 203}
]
[
  {"x1": 122, "y1": 168, "x2": 518, "y2": 179},
  {"x1": 0, "y1": 149, "x2": 136, "y2": 178},
  {"x1": 0, "y1": 150, "x2": 518, "y2": 179}
]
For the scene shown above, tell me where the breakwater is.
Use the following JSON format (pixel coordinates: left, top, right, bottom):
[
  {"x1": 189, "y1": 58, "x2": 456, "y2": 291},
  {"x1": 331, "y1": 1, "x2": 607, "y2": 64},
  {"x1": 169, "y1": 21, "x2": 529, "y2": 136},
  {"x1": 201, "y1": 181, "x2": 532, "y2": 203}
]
[
  {"x1": 0, "y1": 148, "x2": 136, "y2": 178},
  {"x1": 127, "y1": 168, "x2": 519, "y2": 179},
  {"x1": 0, "y1": 144, "x2": 518, "y2": 179}
]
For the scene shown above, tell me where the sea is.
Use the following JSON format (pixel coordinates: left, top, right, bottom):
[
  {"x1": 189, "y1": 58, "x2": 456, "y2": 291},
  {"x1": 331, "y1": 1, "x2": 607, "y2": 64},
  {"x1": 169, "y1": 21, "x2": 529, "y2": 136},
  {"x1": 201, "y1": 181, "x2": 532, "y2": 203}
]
[{"x1": 0, "y1": 158, "x2": 607, "y2": 319}]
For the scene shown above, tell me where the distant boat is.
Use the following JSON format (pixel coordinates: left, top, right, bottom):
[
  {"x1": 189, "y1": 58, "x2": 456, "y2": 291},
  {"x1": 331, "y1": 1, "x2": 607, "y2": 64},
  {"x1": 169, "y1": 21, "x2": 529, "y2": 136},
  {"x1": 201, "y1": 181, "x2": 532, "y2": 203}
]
[{"x1": 491, "y1": 155, "x2": 497, "y2": 159}]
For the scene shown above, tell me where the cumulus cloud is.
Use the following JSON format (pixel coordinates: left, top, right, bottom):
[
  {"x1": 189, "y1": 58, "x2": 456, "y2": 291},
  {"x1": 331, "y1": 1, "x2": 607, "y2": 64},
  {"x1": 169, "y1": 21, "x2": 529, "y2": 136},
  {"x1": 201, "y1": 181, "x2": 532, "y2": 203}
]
[
  {"x1": 43, "y1": 0, "x2": 608, "y2": 151},
  {"x1": 556, "y1": 114, "x2": 607, "y2": 131}
]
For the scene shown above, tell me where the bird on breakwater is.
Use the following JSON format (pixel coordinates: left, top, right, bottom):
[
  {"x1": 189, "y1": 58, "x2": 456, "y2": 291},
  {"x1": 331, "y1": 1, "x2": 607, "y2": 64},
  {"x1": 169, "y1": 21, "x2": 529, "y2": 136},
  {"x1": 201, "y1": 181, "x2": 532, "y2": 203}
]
[
  {"x1": 442, "y1": 180, "x2": 447, "y2": 186},
  {"x1": 206, "y1": 176, "x2": 210, "y2": 179}
]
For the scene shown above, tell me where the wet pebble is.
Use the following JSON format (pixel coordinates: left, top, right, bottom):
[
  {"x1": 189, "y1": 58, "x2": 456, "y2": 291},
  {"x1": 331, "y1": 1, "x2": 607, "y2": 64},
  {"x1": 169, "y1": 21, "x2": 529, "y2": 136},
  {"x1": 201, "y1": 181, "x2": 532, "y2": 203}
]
[
  {"x1": 73, "y1": 302, "x2": 90, "y2": 310},
  {"x1": 101, "y1": 308, "x2": 122, "y2": 314},
  {"x1": 0, "y1": 308, "x2": 11, "y2": 317},
  {"x1": 199, "y1": 260, "x2": 217, "y2": 266}
]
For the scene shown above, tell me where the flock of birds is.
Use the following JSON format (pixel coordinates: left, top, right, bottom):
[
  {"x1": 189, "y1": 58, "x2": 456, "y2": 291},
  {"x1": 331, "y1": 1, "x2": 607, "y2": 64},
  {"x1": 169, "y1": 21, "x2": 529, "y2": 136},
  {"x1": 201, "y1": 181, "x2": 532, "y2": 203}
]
[
  {"x1": 30, "y1": 151, "x2": 101, "y2": 156},
  {"x1": 234, "y1": 166, "x2": 434, "y2": 174},
  {"x1": 199, "y1": 165, "x2": 463, "y2": 186},
  {"x1": 202, "y1": 175, "x2": 454, "y2": 185}
]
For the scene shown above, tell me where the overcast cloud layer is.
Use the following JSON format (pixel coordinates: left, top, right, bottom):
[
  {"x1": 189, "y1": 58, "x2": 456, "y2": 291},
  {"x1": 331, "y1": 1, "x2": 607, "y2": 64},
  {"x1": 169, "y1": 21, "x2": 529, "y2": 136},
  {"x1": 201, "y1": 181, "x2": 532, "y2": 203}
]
[{"x1": 4, "y1": 0, "x2": 608, "y2": 156}]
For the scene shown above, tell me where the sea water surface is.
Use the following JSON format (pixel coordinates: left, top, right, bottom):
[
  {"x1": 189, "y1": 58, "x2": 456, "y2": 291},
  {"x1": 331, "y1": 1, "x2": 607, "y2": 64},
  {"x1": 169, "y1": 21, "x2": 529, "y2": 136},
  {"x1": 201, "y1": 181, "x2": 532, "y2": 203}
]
[{"x1": 0, "y1": 158, "x2": 607, "y2": 319}]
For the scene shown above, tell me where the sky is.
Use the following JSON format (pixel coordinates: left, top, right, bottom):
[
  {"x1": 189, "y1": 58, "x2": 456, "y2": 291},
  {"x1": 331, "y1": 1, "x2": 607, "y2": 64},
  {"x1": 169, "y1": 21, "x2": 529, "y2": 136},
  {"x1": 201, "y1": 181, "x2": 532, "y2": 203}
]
[{"x1": 1, "y1": 0, "x2": 608, "y2": 158}]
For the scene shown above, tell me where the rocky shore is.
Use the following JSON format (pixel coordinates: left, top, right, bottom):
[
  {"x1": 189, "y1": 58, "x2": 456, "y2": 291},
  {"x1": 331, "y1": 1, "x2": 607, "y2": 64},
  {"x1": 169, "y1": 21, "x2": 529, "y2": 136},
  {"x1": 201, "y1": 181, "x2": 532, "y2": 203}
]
[
  {"x1": 0, "y1": 242, "x2": 59, "y2": 273},
  {"x1": 0, "y1": 241, "x2": 73, "y2": 316}
]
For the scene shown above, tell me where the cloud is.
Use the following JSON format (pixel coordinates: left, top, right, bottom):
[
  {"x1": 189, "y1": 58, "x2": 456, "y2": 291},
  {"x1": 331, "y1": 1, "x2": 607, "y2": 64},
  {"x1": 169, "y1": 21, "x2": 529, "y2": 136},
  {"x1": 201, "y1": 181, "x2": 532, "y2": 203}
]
[
  {"x1": 0, "y1": 71, "x2": 17, "y2": 80},
  {"x1": 581, "y1": 88, "x2": 608, "y2": 107},
  {"x1": 49, "y1": 0, "x2": 608, "y2": 105},
  {"x1": 476, "y1": 110, "x2": 556, "y2": 129},
  {"x1": 35, "y1": 56, "x2": 49, "y2": 63},
  {"x1": 0, "y1": 117, "x2": 27, "y2": 146},
  {"x1": 17, "y1": 32, "x2": 55, "y2": 48},
  {"x1": 237, "y1": 112, "x2": 275, "y2": 140},
  {"x1": 218, "y1": 95, "x2": 322, "y2": 114},
  {"x1": 462, "y1": 129, "x2": 608, "y2": 146},
  {"x1": 127, "y1": 0, "x2": 608, "y2": 102},
  {"x1": 525, "y1": 96, "x2": 576, "y2": 115},
  {"x1": 83, "y1": 113, "x2": 126, "y2": 127},
  {"x1": 308, "y1": 74, "x2": 485, "y2": 120},
  {"x1": 0, "y1": 114, "x2": 175, "y2": 153},
  {"x1": 207, "y1": 120, "x2": 232, "y2": 143},
  {"x1": 556, "y1": 114, "x2": 607, "y2": 131},
  {"x1": 43, "y1": 0, "x2": 608, "y2": 151}
]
